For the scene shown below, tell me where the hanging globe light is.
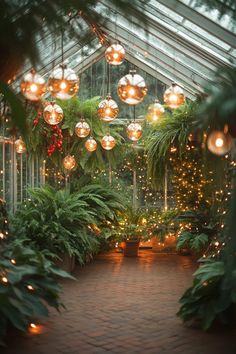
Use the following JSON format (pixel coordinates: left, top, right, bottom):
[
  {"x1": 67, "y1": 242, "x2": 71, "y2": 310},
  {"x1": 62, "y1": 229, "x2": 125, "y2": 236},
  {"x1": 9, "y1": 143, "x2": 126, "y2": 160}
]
[
  {"x1": 207, "y1": 130, "x2": 233, "y2": 156},
  {"x1": 101, "y1": 134, "x2": 116, "y2": 150},
  {"x1": 164, "y1": 82, "x2": 185, "y2": 109},
  {"x1": 146, "y1": 100, "x2": 165, "y2": 123},
  {"x1": 85, "y1": 137, "x2": 97, "y2": 152},
  {"x1": 105, "y1": 43, "x2": 125, "y2": 65},
  {"x1": 75, "y1": 121, "x2": 90, "y2": 138},
  {"x1": 63, "y1": 155, "x2": 76, "y2": 170},
  {"x1": 20, "y1": 69, "x2": 46, "y2": 101},
  {"x1": 43, "y1": 102, "x2": 63, "y2": 125},
  {"x1": 48, "y1": 64, "x2": 79, "y2": 100},
  {"x1": 117, "y1": 70, "x2": 147, "y2": 105},
  {"x1": 97, "y1": 95, "x2": 119, "y2": 122},
  {"x1": 127, "y1": 122, "x2": 143, "y2": 141},
  {"x1": 15, "y1": 137, "x2": 26, "y2": 154}
]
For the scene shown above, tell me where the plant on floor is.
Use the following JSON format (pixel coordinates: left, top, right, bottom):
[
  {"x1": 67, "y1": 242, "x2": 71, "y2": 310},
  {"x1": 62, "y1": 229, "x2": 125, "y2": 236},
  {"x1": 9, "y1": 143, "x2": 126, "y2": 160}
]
[
  {"x1": 177, "y1": 200, "x2": 236, "y2": 330},
  {"x1": 0, "y1": 237, "x2": 73, "y2": 345},
  {"x1": 11, "y1": 184, "x2": 126, "y2": 263},
  {"x1": 11, "y1": 186, "x2": 99, "y2": 264}
]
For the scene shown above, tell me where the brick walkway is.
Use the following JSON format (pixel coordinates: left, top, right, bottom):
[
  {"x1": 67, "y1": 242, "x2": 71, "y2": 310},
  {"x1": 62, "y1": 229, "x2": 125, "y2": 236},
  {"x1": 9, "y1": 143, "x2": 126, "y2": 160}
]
[{"x1": 2, "y1": 250, "x2": 236, "y2": 354}]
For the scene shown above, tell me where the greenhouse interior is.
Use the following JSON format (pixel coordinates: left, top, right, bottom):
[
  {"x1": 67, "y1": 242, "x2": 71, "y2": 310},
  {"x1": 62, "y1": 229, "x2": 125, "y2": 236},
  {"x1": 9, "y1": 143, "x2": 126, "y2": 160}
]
[{"x1": 0, "y1": 1, "x2": 236, "y2": 353}]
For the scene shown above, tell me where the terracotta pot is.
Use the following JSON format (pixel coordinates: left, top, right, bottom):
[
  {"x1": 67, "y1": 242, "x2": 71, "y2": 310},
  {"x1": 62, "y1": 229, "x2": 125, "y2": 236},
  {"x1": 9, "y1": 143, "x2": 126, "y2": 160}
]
[{"x1": 123, "y1": 240, "x2": 140, "y2": 257}]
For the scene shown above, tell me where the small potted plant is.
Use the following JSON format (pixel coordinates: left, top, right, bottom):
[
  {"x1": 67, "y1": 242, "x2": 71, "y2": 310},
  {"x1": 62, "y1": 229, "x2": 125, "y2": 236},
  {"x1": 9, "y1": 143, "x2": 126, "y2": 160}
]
[{"x1": 118, "y1": 208, "x2": 147, "y2": 257}]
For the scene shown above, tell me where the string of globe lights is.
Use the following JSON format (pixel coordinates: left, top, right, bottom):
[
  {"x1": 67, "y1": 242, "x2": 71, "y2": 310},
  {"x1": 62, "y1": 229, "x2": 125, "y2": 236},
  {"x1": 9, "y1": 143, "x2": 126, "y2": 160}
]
[{"x1": 16, "y1": 30, "x2": 233, "y2": 166}]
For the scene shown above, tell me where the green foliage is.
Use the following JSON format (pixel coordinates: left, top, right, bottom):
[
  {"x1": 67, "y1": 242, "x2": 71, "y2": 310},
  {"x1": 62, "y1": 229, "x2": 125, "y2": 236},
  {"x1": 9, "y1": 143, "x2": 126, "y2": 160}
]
[
  {"x1": 197, "y1": 66, "x2": 236, "y2": 132},
  {"x1": 176, "y1": 231, "x2": 209, "y2": 254},
  {"x1": 11, "y1": 184, "x2": 125, "y2": 262},
  {"x1": 25, "y1": 96, "x2": 125, "y2": 173},
  {"x1": 146, "y1": 101, "x2": 199, "y2": 187},
  {"x1": 0, "y1": 238, "x2": 73, "y2": 345},
  {"x1": 11, "y1": 186, "x2": 99, "y2": 264},
  {"x1": 151, "y1": 209, "x2": 179, "y2": 241},
  {"x1": 177, "y1": 259, "x2": 231, "y2": 330}
]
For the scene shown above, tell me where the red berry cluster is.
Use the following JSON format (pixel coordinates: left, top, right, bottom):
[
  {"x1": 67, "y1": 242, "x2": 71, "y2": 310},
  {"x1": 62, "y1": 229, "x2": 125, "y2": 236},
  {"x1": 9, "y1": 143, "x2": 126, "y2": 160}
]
[
  {"x1": 47, "y1": 125, "x2": 63, "y2": 157},
  {"x1": 33, "y1": 111, "x2": 42, "y2": 126}
]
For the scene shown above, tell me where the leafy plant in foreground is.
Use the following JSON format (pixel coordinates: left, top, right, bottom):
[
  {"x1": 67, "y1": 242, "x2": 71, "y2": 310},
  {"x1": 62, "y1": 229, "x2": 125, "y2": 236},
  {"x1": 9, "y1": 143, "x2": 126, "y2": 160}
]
[{"x1": 0, "y1": 238, "x2": 73, "y2": 345}]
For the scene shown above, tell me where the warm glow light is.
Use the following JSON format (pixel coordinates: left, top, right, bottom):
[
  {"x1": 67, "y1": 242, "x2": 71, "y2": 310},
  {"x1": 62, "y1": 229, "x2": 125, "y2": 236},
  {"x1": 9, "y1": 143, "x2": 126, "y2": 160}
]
[
  {"x1": 163, "y1": 83, "x2": 185, "y2": 109},
  {"x1": 85, "y1": 137, "x2": 97, "y2": 152},
  {"x1": 28, "y1": 323, "x2": 44, "y2": 334},
  {"x1": 127, "y1": 122, "x2": 142, "y2": 141},
  {"x1": 27, "y1": 285, "x2": 34, "y2": 290},
  {"x1": 63, "y1": 155, "x2": 76, "y2": 170},
  {"x1": 117, "y1": 70, "x2": 147, "y2": 105},
  {"x1": 105, "y1": 43, "x2": 125, "y2": 65},
  {"x1": 11, "y1": 259, "x2": 16, "y2": 264},
  {"x1": 207, "y1": 130, "x2": 232, "y2": 156},
  {"x1": 15, "y1": 138, "x2": 26, "y2": 154},
  {"x1": 48, "y1": 64, "x2": 79, "y2": 100},
  {"x1": 2, "y1": 277, "x2": 8, "y2": 283},
  {"x1": 60, "y1": 81, "x2": 67, "y2": 90},
  {"x1": 20, "y1": 69, "x2": 46, "y2": 101},
  {"x1": 128, "y1": 87, "x2": 135, "y2": 96},
  {"x1": 0, "y1": 232, "x2": 4, "y2": 239},
  {"x1": 146, "y1": 100, "x2": 165, "y2": 123},
  {"x1": 215, "y1": 138, "x2": 224, "y2": 147},
  {"x1": 30, "y1": 83, "x2": 38, "y2": 92},
  {"x1": 43, "y1": 102, "x2": 63, "y2": 125},
  {"x1": 101, "y1": 134, "x2": 116, "y2": 150},
  {"x1": 75, "y1": 121, "x2": 90, "y2": 138},
  {"x1": 97, "y1": 96, "x2": 119, "y2": 122}
]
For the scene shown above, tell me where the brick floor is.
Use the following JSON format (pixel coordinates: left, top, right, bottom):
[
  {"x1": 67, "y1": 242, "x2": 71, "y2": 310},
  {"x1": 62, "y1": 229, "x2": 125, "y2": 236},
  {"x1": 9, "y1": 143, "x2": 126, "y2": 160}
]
[{"x1": 1, "y1": 250, "x2": 236, "y2": 354}]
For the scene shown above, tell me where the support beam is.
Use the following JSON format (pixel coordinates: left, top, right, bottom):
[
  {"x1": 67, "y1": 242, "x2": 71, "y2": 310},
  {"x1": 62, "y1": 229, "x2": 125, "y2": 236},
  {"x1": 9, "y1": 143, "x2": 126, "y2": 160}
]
[{"x1": 157, "y1": 0, "x2": 236, "y2": 48}]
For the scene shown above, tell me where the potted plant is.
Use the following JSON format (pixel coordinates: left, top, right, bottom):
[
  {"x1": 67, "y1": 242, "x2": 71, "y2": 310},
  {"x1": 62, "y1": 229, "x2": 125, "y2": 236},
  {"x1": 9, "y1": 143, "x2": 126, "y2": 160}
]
[{"x1": 117, "y1": 208, "x2": 148, "y2": 257}]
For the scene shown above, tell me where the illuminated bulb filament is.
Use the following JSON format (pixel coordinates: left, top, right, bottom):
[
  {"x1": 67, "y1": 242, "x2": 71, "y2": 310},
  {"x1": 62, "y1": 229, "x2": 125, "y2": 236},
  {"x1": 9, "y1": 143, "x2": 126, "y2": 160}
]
[
  {"x1": 60, "y1": 81, "x2": 67, "y2": 90},
  {"x1": 215, "y1": 138, "x2": 224, "y2": 147},
  {"x1": 128, "y1": 87, "x2": 135, "y2": 96},
  {"x1": 2, "y1": 277, "x2": 8, "y2": 283},
  {"x1": 30, "y1": 83, "x2": 38, "y2": 92}
]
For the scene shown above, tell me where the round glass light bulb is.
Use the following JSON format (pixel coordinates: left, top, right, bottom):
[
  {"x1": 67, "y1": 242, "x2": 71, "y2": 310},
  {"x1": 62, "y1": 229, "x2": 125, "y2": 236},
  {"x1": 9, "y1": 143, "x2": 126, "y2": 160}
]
[
  {"x1": 127, "y1": 122, "x2": 143, "y2": 141},
  {"x1": 117, "y1": 71, "x2": 147, "y2": 105},
  {"x1": 146, "y1": 100, "x2": 165, "y2": 123},
  {"x1": 43, "y1": 102, "x2": 63, "y2": 125},
  {"x1": 85, "y1": 137, "x2": 97, "y2": 152},
  {"x1": 15, "y1": 138, "x2": 26, "y2": 154},
  {"x1": 97, "y1": 96, "x2": 119, "y2": 122},
  {"x1": 63, "y1": 155, "x2": 76, "y2": 170},
  {"x1": 20, "y1": 69, "x2": 46, "y2": 101},
  {"x1": 75, "y1": 121, "x2": 90, "y2": 138},
  {"x1": 105, "y1": 44, "x2": 125, "y2": 65},
  {"x1": 48, "y1": 64, "x2": 79, "y2": 100},
  {"x1": 207, "y1": 130, "x2": 233, "y2": 156},
  {"x1": 101, "y1": 134, "x2": 116, "y2": 150},
  {"x1": 163, "y1": 83, "x2": 185, "y2": 109}
]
